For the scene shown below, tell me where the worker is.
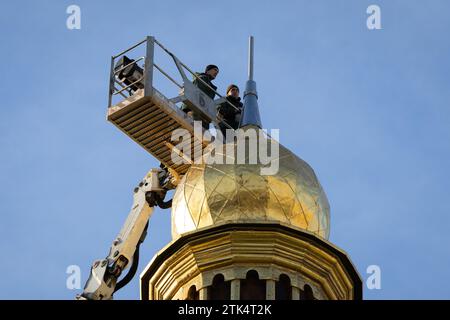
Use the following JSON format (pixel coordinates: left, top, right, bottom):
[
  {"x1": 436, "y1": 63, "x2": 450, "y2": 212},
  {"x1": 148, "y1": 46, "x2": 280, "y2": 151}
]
[
  {"x1": 217, "y1": 84, "x2": 243, "y2": 140},
  {"x1": 181, "y1": 64, "x2": 219, "y2": 129}
]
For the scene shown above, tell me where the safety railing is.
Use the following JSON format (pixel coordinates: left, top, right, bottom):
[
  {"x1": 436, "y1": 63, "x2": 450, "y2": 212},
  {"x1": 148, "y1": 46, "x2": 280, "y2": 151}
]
[{"x1": 108, "y1": 36, "x2": 241, "y2": 131}]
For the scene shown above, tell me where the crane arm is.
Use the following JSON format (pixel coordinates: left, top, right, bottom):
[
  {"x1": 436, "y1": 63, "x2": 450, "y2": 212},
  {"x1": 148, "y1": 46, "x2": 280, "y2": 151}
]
[{"x1": 77, "y1": 168, "x2": 172, "y2": 300}]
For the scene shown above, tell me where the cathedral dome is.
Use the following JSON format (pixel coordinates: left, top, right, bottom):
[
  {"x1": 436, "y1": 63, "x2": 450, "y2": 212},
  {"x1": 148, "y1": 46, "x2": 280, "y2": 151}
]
[{"x1": 171, "y1": 138, "x2": 330, "y2": 240}]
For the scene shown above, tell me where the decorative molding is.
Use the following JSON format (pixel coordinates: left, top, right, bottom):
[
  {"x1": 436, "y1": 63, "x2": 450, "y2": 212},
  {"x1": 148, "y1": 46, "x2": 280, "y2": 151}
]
[{"x1": 141, "y1": 223, "x2": 362, "y2": 300}]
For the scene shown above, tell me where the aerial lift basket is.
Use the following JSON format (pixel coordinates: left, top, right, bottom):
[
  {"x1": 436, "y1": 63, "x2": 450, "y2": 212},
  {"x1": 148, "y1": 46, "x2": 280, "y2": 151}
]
[{"x1": 107, "y1": 36, "x2": 224, "y2": 179}]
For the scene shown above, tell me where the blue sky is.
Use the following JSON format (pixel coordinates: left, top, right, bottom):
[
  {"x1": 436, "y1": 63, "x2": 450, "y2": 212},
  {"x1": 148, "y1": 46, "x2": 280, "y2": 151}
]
[{"x1": 1, "y1": 0, "x2": 449, "y2": 299}]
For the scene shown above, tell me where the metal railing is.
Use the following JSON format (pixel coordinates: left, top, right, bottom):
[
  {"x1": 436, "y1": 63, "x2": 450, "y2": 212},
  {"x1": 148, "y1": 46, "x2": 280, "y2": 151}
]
[
  {"x1": 153, "y1": 39, "x2": 241, "y2": 115},
  {"x1": 108, "y1": 36, "x2": 241, "y2": 131}
]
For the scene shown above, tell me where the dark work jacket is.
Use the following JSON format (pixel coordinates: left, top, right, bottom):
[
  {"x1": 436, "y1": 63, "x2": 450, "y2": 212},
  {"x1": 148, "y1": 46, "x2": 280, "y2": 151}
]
[
  {"x1": 193, "y1": 72, "x2": 217, "y2": 100},
  {"x1": 218, "y1": 95, "x2": 243, "y2": 130}
]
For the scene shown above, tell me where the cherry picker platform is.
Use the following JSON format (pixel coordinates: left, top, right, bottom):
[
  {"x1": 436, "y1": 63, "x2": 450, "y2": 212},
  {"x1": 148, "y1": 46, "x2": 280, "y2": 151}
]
[{"x1": 107, "y1": 36, "x2": 232, "y2": 181}]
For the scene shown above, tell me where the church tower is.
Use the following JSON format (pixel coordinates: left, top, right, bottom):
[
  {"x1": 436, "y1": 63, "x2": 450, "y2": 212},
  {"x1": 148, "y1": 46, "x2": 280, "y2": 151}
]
[{"x1": 139, "y1": 37, "x2": 362, "y2": 300}]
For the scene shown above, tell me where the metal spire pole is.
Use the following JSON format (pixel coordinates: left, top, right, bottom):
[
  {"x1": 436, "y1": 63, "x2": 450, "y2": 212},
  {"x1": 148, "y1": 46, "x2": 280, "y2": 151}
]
[
  {"x1": 248, "y1": 36, "x2": 254, "y2": 81},
  {"x1": 239, "y1": 36, "x2": 262, "y2": 128}
]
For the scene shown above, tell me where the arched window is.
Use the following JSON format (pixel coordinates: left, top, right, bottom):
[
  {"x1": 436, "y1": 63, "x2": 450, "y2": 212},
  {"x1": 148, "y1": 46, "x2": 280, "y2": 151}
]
[
  {"x1": 240, "y1": 270, "x2": 266, "y2": 300},
  {"x1": 186, "y1": 285, "x2": 199, "y2": 300},
  {"x1": 276, "y1": 274, "x2": 292, "y2": 300},
  {"x1": 300, "y1": 284, "x2": 314, "y2": 300},
  {"x1": 209, "y1": 274, "x2": 230, "y2": 300}
]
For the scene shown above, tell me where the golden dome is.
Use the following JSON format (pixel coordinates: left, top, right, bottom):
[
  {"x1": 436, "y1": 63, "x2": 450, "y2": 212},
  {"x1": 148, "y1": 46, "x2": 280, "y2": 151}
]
[{"x1": 171, "y1": 137, "x2": 330, "y2": 239}]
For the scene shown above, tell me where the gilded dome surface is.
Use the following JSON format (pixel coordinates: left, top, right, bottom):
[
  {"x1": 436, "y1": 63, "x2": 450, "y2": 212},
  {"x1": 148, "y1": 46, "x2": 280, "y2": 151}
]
[{"x1": 171, "y1": 140, "x2": 330, "y2": 239}]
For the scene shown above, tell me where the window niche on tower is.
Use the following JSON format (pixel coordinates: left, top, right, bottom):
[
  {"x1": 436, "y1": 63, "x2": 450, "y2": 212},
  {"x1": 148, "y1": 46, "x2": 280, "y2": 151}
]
[
  {"x1": 208, "y1": 274, "x2": 231, "y2": 300},
  {"x1": 275, "y1": 274, "x2": 292, "y2": 300},
  {"x1": 240, "y1": 270, "x2": 266, "y2": 300},
  {"x1": 299, "y1": 284, "x2": 315, "y2": 300},
  {"x1": 186, "y1": 285, "x2": 199, "y2": 300}
]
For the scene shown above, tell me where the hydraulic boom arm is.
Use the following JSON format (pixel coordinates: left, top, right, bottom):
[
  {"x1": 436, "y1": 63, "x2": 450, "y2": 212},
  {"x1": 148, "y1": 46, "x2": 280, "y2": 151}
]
[{"x1": 77, "y1": 168, "x2": 173, "y2": 300}]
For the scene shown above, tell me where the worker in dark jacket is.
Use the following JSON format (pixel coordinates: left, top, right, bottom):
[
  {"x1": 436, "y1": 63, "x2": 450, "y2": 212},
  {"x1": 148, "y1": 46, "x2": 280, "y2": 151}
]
[
  {"x1": 217, "y1": 84, "x2": 243, "y2": 140},
  {"x1": 193, "y1": 64, "x2": 219, "y2": 99},
  {"x1": 181, "y1": 64, "x2": 219, "y2": 129}
]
